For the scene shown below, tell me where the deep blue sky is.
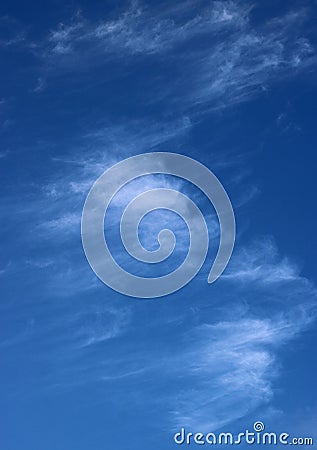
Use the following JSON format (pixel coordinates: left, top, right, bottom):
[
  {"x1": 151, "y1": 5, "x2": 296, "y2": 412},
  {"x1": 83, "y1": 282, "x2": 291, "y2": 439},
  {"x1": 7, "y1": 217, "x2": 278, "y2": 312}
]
[{"x1": 1, "y1": 1, "x2": 317, "y2": 449}]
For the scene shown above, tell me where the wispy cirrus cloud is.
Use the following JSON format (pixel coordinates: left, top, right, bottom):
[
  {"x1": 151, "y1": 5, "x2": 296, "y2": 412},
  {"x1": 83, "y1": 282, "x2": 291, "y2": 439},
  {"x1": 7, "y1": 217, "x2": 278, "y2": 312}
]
[
  {"x1": 37, "y1": 1, "x2": 315, "y2": 111},
  {"x1": 166, "y1": 238, "x2": 316, "y2": 430},
  {"x1": 223, "y1": 238, "x2": 300, "y2": 284},
  {"x1": 46, "y1": 1, "x2": 248, "y2": 57},
  {"x1": 170, "y1": 318, "x2": 284, "y2": 431},
  {"x1": 109, "y1": 238, "x2": 315, "y2": 431}
]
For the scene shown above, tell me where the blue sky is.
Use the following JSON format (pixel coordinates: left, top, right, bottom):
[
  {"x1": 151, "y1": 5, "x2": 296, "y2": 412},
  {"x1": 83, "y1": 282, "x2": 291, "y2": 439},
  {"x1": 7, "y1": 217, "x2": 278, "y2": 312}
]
[{"x1": 0, "y1": 0, "x2": 317, "y2": 449}]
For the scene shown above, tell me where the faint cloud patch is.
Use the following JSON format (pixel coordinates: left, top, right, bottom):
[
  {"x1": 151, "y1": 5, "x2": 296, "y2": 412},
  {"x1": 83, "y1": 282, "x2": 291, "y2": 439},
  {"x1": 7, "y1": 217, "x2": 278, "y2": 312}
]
[{"x1": 224, "y1": 238, "x2": 301, "y2": 284}]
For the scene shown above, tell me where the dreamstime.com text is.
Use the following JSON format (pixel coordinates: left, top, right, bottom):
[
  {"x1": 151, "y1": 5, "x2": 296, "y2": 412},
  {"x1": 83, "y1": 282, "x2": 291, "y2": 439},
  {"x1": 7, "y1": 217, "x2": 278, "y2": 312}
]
[{"x1": 173, "y1": 422, "x2": 314, "y2": 446}]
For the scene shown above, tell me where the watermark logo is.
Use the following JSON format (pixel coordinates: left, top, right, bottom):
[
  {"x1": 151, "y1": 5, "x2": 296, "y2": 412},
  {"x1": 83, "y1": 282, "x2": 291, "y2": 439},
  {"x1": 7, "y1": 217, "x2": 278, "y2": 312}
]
[
  {"x1": 81, "y1": 152, "x2": 235, "y2": 298},
  {"x1": 173, "y1": 422, "x2": 314, "y2": 446},
  {"x1": 254, "y1": 421, "x2": 265, "y2": 432}
]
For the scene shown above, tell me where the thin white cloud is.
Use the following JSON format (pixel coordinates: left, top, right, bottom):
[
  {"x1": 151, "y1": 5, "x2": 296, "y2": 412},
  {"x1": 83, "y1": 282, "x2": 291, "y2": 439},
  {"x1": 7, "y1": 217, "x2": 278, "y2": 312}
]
[
  {"x1": 40, "y1": 1, "x2": 315, "y2": 110},
  {"x1": 0, "y1": 299, "x2": 131, "y2": 360},
  {"x1": 223, "y1": 238, "x2": 301, "y2": 284},
  {"x1": 32, "y1": 77, "x2": 46, "y2": 93},
  {"x1": 187, "y1": 26, "x2": 314, "y2": 110},
  {"x1": 40, "y1": 212, "x2": 80, "y2": 233},
  {"x1": 70, "y1": 304, "x2": 131, "y2": 348},
  {"x1": 170, "y1": 319, "x2": 278, "y2": 431},
  {"x1": 46, "y1": 1, "x2": 248, "y2": 57},
  {"x1": 166, "y1": 238, "x2": 316, "y2": 430},
  {"x1": 0, "y1": 15, "x2": 28, "y2": 47},
  {"x1": 41, "y1": 117, "x2": 192, "y2": 202}
]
